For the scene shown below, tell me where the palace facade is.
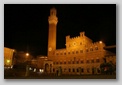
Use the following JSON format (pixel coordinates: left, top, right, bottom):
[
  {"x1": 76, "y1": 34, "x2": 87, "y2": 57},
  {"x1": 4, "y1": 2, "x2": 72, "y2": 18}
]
[{"x1": 32, "y1": 7, "x2": 116, "y2": 75}]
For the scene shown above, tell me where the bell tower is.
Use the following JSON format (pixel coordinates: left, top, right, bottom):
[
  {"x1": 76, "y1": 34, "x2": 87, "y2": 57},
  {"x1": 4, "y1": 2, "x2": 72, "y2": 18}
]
[{"x1": 48, "y1": 7, "x2": 58, "y2": 57}]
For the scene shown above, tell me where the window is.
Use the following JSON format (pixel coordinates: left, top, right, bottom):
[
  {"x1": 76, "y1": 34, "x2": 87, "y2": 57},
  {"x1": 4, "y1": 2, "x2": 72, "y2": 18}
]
[
  {"x1": 81, "y1": 68, "x2": 84, "y2": 72},
  {"x1": 76, "y1": 61, "x2": 79, "y2": 64},
  {"x1": 72, "y1": 51, "x2": 75, "y2": 54},
  {"x1": 64, "y1": 61, "x2": 66, "y2": 64},
  {"x1": 53, "y1": 68, "x2": 55, "y2": 72},
  {"x1": 91, "y1": 60, "x2": 94, "y2": 63},
  {"x1": 69, "y1": 68, "x2": 71, "y2": 72},
  {"x1": 56, "y1": 62, "x2": 58, "y2": 64},
  {"x1": 96, "y1": 59, "x2": 100, "y2": 63},
  {"x1": 64, "y1": 68, "x2": 66, "y2": 72},
  {"x1": 87, "y1": 68, "x2": 90, "y2": 73},
  {"x1": 80, "y1": 50, "x2": 83, "y2": 53},
  {"x1": 97, "y1": 68, "x2": 100, "y2": 73},
  {"x1": 95, "y1": 47, "x2": 98, "y2": 50},
  {"x1": 68, "y1": 61, "x2": 71, "y2": 64},
  {"x1": 74, "y1": 57, "x2": 76, "y2": 61},
  {"x1": 86, "y1": 49, "x2": 88, "y2": 52},
  {"x1": 60, "y1": 62, "x2": 62, "y2": 64},
  {"x1": 68, "y1": 52, "x2": 70, "y2": 54},
  {"x1": 80, "y1": 42, "x2": 82, "y2": 45},
  {"x1": 77, "y1": 68, "x2": 79, "y2": 72},
  {"x1": 76, "y1": 51, "x2": 78, "y2": 54},
  {"x1": 72, "y1": 68, "x2": 75, "y2": 72},
  {"x1": 72, "y1": 61, "x2": 75, "y2": 64},
  {"x1": 90, "y1": 48, "x2": 93, "y2": 51},
  {"x1": 86, "y1": 60, "x2": 90, "y2": 63},
  {"x1": 56, "y1": 53, "x2": 59, "y2": 55},
  {"x1": 64, "y1": 52, "x2": 66, "y2": 55},
  {"x1": 53, "y1": 62, "x2": 55, "y2": 65},
  {"x1": 81, "y1": 60, "x2": 84, "y2": 64},
  {"x1": 60, "y1": 53, "x2": 63, "y2": 55}
]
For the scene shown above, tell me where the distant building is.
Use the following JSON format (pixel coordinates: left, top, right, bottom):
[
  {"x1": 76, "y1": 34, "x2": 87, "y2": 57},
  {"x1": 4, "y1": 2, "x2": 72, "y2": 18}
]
[
  {"x1": 4, "y1": 47, "x2": 15, "y2": 68},
  {"x1": 34, "y1": 8, "x2": 116, "y2": 75}
]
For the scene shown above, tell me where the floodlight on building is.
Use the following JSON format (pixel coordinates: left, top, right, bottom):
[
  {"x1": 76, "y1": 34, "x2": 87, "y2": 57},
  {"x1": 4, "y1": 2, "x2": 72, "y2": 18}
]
[
  {"x1": 13, "y1": 50, "x2": 15, "y2": 52},
  {"x1": 99, "y1": 41, "x2": 102, "y2": 44},
  {"x1": 7, "y1": 59, "x2": 10, "y2": 63},
  {"x1": 26, "y1": 53, "x2": 29, "y2": 56}
]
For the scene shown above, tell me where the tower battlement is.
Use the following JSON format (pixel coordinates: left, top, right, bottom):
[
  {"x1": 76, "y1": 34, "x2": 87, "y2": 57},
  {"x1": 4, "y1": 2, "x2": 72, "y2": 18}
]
[
  {"x1": 66, "y1": 31, "x2": 85, "y2": 41},
  {"x1": 48, "y1": 7, "x2": 58, "y2": 25}
]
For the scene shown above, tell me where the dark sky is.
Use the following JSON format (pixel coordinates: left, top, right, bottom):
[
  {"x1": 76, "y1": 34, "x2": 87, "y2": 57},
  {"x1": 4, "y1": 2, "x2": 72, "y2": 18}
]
[{"x1": 4, "y1": 4, "x2": 116, "y2": 57}]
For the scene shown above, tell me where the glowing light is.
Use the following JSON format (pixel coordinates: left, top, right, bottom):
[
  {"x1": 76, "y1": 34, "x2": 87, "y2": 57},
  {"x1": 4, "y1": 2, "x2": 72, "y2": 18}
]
[
  {"x1": 34, "y1": 68, "x2": 36, "y2": 72},
  {"x1": 11, "y1": 66, "x2": 13, "y2": 69},
  {"x1": 7, "y1": 60, "x2": 10, "y2": 63},
  {"x1": 29, "y1": 67, "x2": 32, "y2": 70},
  {"x1": 26, "y1": 53, "x2": 29, "y2": 56},
  {"x1": 39, "y1": 69, "x2": 44, "y2": 73},
  {"x1": 99, "y1": 41, "x2": 102, "y2": 44},
  {"x1": 41, "y1": 69, "x2": 44, "y2": 72},
  {"x1": 39, "y1": 69, "x2": 42, "y2": 72}
]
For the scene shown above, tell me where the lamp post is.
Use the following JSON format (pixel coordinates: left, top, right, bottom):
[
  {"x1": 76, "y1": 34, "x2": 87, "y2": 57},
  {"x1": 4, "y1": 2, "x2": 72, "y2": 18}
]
[{"x1": 25, "y1": 52, "x2": 30, "y2": 77}]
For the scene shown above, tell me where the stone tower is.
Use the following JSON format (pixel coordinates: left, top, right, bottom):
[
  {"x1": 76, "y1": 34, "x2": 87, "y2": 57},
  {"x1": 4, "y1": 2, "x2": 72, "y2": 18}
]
[{"x1": 48, "y1": 7, "x2": 58, "y2": 57}]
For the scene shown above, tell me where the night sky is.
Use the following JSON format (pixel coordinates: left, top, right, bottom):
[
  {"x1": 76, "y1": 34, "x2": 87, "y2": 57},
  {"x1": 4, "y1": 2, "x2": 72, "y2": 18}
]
[{"x1": 4, "y1": 4, "x2": 116, "y2": 57}]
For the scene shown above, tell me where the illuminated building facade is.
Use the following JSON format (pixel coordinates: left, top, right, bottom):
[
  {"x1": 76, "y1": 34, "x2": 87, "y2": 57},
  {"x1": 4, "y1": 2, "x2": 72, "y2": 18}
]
[
  {"x1": 4, "y1": 47, "x2": 15, "y2": 68},
  {"x1": 39, "y1": 8, "x2": 116, "y2": 75}
]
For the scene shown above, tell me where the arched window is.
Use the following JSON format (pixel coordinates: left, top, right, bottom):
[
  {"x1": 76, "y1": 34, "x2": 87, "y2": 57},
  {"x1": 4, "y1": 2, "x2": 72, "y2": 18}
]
[
  {"x1": 95, "y1": 47, "x2": 98, "y2": 50},
  {"x1": 72, "y1": 51, "x2": 75, "y2": 54},
  {"x1": 80, "y1": 50, "x2": 83, "y2": 53},
  {"x1": 86, "y1": 49, "x2": 88, "y2": 52},
  {"x1": 69, "y1": 68, "x2": 71, "y2": 72},
  {"x1": 76, "y1": 51, "x2": 78, "y2": 54},
  {"x1": 87, "y1": 68, "x2": 90, "y2": 73},
  {"x1": 60, "y1": 62, "x2": 62, "y2": 64},
  {"x1": 91, "y1": 59, "x2": 94, "y2": 63},
  {"x1": 80, "y1": 42, "x2": 82, "y2": 45},
  {"x1": 68, "y1": 61, "x2": 71, "y2": 64},
  {"x1": 72, "y1": 61, "x2": 75, "y2": 64},
  {"x1": 72, "y1": 68, "x2": 75, "y2": 72},
  {"x1": 81, "y1": 68, "x2": 84, "y2": 72},
  {"x1": 86, "y1": 60, "x2": 90, "y2": 63},
  {"x1": 77, "y1": 68, "x2": 79, "y2": 72},
  {"x1": 76, "y1": 61, "x2": 79, "y2": 64},
  {"x1": 64, "y1": 52, "x2": 66, "y2": 55},
  {"x1": 53, "y1": 68, "x2": 55, "y2": 72},
  {"x1": 81, "y1": 60, "x2": 84, "y2": 64},
  {"x1": 96, "y1": 59, "x2": 100, "y2": 63},
  {"x1": 64, "y1": 61, "x2": 66, "y2": 64},
  {"x1": 90, "y1": 48, "x2": 93, "y2": 51}
]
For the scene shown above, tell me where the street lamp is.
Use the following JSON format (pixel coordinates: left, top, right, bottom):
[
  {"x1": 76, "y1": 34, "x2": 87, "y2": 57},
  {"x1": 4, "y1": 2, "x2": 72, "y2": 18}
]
[
  {"x1": 99, "y1": 41, "x2": 102, "y2": 44},
  {"x1": 26, "y1": 53, "x2": 29, "y2": 56}
]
